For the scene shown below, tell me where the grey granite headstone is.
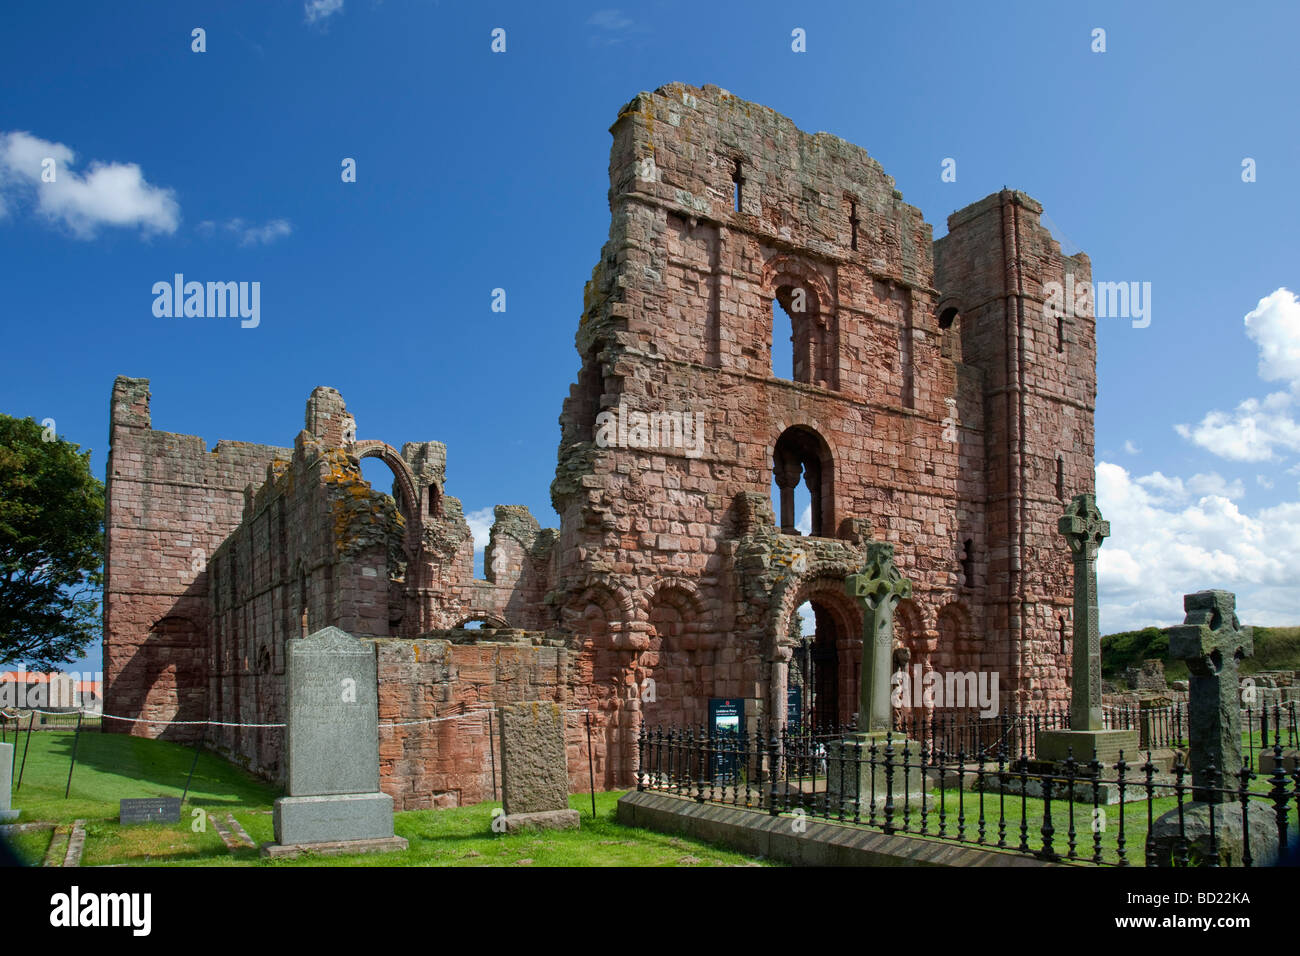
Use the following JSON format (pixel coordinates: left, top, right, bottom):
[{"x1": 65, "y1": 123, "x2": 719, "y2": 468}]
[
  {"x1": 285, "y1": 626, "x2": 380, "y2": 797},
  {"x1": 497, "y1": 701, "x2": 579, "y2": 832},
  {"x1": 264, "y1": 626, "x2": 406, "y2": 857},
  {"x1": 0, "y1": 743, "x2": 17, "y2": 822}
]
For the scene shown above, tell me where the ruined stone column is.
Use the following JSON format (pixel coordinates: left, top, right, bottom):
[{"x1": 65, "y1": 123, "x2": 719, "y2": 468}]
[{"x1": 770, "y1": 645, "x2": 792, "y2": 732}]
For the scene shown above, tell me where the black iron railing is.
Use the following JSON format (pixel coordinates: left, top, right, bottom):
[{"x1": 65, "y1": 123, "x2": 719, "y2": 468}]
[
  {"x1": 636, "y1": 722, "x2": 1300, "y2": 867},
  {"x1": 883, "y1": 701, "x2": 1298, "y2": 766}
]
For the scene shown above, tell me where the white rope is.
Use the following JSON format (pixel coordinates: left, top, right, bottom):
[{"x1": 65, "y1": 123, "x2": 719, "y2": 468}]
[{"x1": 1, "y1": 704, "x2": 597, "y2": 729}]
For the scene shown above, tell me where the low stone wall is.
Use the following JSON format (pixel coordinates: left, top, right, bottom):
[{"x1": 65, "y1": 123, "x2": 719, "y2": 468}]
[{"x1": 617, "y1": 791, "x2": 1060, "y2": 867}]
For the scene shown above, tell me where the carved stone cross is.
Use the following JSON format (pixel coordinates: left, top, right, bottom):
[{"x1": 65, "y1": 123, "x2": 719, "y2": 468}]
[
  {"x1": 845, "y1": 541, "x2": 912, "y2": 733},
  {"x1": 1167, "y1": 590, "x2": 1254, "y2": 803},
  {"x1": 1059, "y1": 494, "x2": 1109, "y2": 732}
]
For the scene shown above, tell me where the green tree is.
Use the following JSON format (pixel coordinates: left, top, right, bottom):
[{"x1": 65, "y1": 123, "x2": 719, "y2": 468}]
[{"x1": 0, "y1": 414, "x2": 104, "y2": 668}]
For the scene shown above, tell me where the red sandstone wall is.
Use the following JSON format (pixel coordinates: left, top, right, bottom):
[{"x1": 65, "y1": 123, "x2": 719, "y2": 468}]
[
  {"x1": 103, "y1": 377, "x2": 290, "y2": 740},
  {"x1": 934, "y1": 192, "x2": 1096, "y2": 712},
  {"x1": 549, "y1": 84, "x2": 1095, "y2": 783},
  {"x1": 373, "y1": 636, "x2": 595, "y2": 810}
]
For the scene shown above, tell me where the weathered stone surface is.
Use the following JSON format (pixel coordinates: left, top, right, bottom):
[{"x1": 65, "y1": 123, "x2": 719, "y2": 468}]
[
  {"x1": 1058, "y1": 494, "x2": 1109, "y2": 732},
  {"x1": 502, "y1": 808, "x2": 581, "y2": 833},
  {"x1": 285, "y1": 627, "x2": 379, "y2": 797},
  {"x1": 1149, "y1": 801, "x2": 1279, "y2": 867},
  {"x1": 270, "y1": 626, "x2": 401, "y2": 851},
  {"x1": 1167, "y1": 590, "x2": 1253, "y2": 802},
  {"x1": 1036, "y1": 728, "x2": 1139, "y2": 766},
  {"x1": 845, "y1": 542, "x2": 912, "y2": 734},
  {"x1": 273, "y1": 793, "x2": 399, "y2": 846},
  {"x1": 826, "y1": 733, "x2": 929, "y2": 811},
  {"x1": 260, "y1": 834, "x2": 409, "y2": 859},
  {"x1": 499, "y1": 701, "x2": 571, "y2": 818},
  {"x1": 1257, "y1": 748, "x2": 1299, "y2": 774}
]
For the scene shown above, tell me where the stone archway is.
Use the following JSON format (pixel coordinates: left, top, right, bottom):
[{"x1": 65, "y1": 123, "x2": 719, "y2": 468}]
[{"x1": 781, "y1": 575, "x2": 861, "y2": 730}]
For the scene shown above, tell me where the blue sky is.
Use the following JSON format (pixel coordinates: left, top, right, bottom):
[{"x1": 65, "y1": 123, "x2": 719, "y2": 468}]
[{"x1": 2, "y1": 1, "x2": 1298, "y2": 674}]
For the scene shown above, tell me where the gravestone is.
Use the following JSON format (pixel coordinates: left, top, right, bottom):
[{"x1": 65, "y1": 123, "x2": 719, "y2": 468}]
[
  {"x1": 827, "y1": 542, "x2": 927, "y2": 811},
  {"x1": 496, "y1": 701, "x2": 580, "y2": 832},
  {"x1": 119, "y1": 797, "x2": 181, "y2": 825},
  {"x1": 0, "y1": 743, "x2": 18, "y2": 822},
  {"x1": 1036, "y1": 495, "x2": 1138, "y2": 765},
  {"x1": 1150, "y1": 591, "x2": 1278, "y2": 865},
  {"x1": 262, "y1": 626, "x2": 407, "y2": 857},
  {"x1": 1166, "y1": 591, "x2": 1252, "y2": 802}
]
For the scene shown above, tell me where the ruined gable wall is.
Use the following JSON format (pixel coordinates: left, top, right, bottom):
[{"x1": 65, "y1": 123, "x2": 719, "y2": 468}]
[
  {"x1": 551, "y1": 85, "x2": 995, "y2": 774},
  {"x1": 103, "y1": 377, "x2": 290, "y2": 741}
]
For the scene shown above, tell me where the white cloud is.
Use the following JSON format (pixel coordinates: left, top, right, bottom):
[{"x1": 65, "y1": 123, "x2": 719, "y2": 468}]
[
  {"x1": 1258, "y1": 474, "x2": 1274, "y2": 490},
  {"x1": 196, "y1": 217, "x2": 292, "y2": 246},
  {"x1": 1175, "y1": 391, "x2": 1300, "y2": 462},
  {"x1": 305, "y1": 0, "x2": 344, "y2": 23},
  {"x1": 1123, "y1": 439, "x2": 1140, "y2": 455},
  {"x1": 1245, "y1": 287, "x2": 1300, "y2": 385},
  {"x1": 1134, "y1": 470, "x2": 1244, "y2": 503},
  {"x1": 796, "y1": 503, "x2": 811, "y2": 536},
  {"x1": 465, "y1": 507, "x2": 494, "y2": 554},
  {"x1": 1177, "y1": 289, "x2": 1300, "y2": 461},
  {"x1": 587, "y1": 9, "x2": 641, "y2": 45},
  {"x1": 0, "y1": 130, "x2": 179, "y2": 238},
  {"x1": 1096, "y1": 461, "x2": 1300, "y2": 632},
  {"x1": 226, "y1": 217, "x2": 292, "y2": 246}
]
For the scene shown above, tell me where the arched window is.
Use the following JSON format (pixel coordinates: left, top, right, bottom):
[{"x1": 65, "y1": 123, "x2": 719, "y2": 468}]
[
  {"x1": 771, "y1": 426, "x2": 834, "y2": 537},
  {"x1": 770, "y1": 285, "x2": 826, "y2": 385}
]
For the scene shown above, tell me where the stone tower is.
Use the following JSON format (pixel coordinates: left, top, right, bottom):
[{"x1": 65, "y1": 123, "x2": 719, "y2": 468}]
[{"x1": 551, "y1": 83, "x2": 1095, "y2": 785}]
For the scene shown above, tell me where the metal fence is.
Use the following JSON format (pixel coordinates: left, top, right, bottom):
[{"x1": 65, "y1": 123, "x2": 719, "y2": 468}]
[
  {"x1": 636, "y1": 722, "x2": 1300, "y2": 867},
  {"x1": 881, "y1": 702, "x2": 1298, "y2": 768}
]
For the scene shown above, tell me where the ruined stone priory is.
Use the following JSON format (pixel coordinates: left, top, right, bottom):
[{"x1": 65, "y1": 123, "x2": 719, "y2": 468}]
[{"x1": 102, "y1": 83, "x2": 1097, "y2": 810}]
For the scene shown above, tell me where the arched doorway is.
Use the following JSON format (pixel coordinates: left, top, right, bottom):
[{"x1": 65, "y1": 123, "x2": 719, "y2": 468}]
[{"x1": 786, "y1": 581, "x2": 859, "y2": 731}]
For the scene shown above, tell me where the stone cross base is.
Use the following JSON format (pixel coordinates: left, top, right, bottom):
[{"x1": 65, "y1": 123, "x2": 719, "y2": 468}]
[
  {"x1": 1258, "y1": 749, "x2": 1298, "y2": 775},
  {"x1": 1035, "y1": 729, "x2": 1139, "y2": 767},
  {"x1": 272, "y1": 791, "x2": 399, "y2": 847},
  {"x1": 501, "y1": 808, "x2": 581, "y2": 833},
  {"x1": 260, "y1": 835, "x2": 409, "y2": 859},
  {"x1": 826, "y1": 733, "x2": 929, "y2": 813}
]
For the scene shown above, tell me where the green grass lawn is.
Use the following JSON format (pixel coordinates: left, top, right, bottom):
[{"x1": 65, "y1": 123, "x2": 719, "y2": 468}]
[
  {"x1": 3, "y1": 727, "x2": 277, "y2": 825},
  {"x1": 1, "y1": 731, "x2": 772, "y2": 867}
]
